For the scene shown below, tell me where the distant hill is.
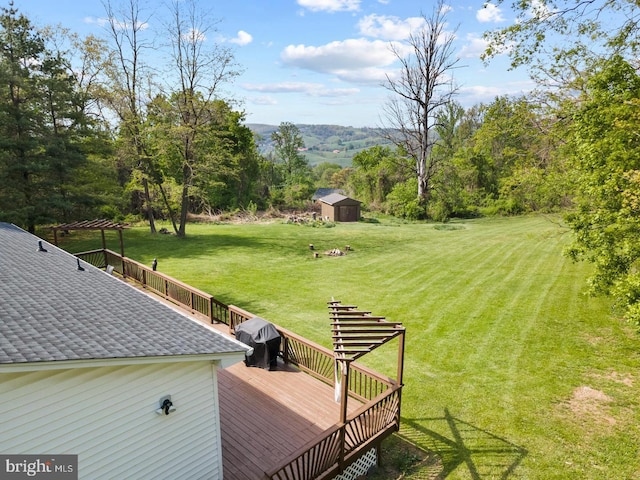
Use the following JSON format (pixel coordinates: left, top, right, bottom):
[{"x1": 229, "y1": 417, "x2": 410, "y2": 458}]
[{"x1": 248, "y1": 124, "x2": 392, "y2": 167}]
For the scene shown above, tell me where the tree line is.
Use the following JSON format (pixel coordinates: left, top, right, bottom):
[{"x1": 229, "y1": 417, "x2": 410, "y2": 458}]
[{"x1": 2, "y1": 0, "x2": 640, "y2": 325}]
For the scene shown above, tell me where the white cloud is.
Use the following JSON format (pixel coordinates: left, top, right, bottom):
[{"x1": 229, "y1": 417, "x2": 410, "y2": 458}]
[
  {"x1": 458, "y1": 80, "x2": 534, "y2": 106},
  {"x1": 297, "y1": 0, "x2": 361, "y2": 13},
  {"x1": 84, "y1": 16, "x2": 148, "y2": 31},
  {"x1": 244, "y1": 82, "x2": 322, "y2": 93},
  {"x1": 440, "y1": 4, "x2": 453, "y2": 16},
  {"x1": 242, "y1": 81, "x2": 359, "y2": 97},
  {"x1": 281, "y1": 38, "x2": 397, "y2": 80},
  {"x1": 458, "y1": 84, "x2": 503, "y2": 105},
  {"x1": 249, "y1": 95, "x2": 278, "y2": 106},
  {"x1": 528, "y1": 0, "x2": 555, "y2": 20},
  {"x1": 326, "y1": 66, "x2": 391, "y2": 83},
  {"x1": 357, "y1": 14, "x2": 425, "y2": 41},
  {"x1": 476, "y1": 3, "x2": 505, "y2": 23},
  {"x1": 458, "y1": 34, "x2": 489, "y2": 59},
  {"x1": 183, "y1": 28, "x2": 206, "y2": 43},
  {"x1": 228, "y1": 30, "x2": 253, "y2": 46}
]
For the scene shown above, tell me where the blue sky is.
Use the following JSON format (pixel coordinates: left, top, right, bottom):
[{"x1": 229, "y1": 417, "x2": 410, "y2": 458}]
[{"x1": 16, "y1": 0, "x2": 534, "y2": 127}]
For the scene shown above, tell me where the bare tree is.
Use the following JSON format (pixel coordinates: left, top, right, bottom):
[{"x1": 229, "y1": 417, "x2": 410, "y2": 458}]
[
  {"x1": 164, "y1": 0, "x2": 240, "y2": 237},
  {"x1": 382, "y1": 0, "x2": 459, "y2": 210},
  {"x1": 101, "y1": 0, "x2": 158, "y2": 232}
]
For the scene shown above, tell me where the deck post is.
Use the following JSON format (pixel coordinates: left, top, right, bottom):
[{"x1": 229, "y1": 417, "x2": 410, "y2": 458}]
[
  {"x1": 282, "y1": 336, "x2": 289, "y2": 364},
  {"x1": 118, "y1": 229, "x2": 124, "y2": 258},
  {"x1": 396, "y1": 329, "x2": 405, "y2": 387},
  {"x1": 337, "y1": 359, "x2": 350, "y2": 472},
  {"x1": 339, "y1": 360, "x2": 350, "y2": 424},
  {"x1": 396, "y1": 329, "x2": 406, "y2": 424}
]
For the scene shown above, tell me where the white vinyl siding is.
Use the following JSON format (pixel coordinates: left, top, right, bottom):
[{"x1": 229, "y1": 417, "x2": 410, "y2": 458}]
[{"x1": 0, "y1": 361, "x2": 223, "y2": 480}]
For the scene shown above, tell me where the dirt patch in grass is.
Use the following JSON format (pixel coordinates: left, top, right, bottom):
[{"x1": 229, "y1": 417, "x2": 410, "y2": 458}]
[
  {"x1": 367, "y1": 435, "x2": 442, "y2": 479},
  {"x1": 599, "y1": 371, "x2": 634, "y2": 387},
  {"x1": 566, "y1": 386, "x2": 616, "y2": 426}
]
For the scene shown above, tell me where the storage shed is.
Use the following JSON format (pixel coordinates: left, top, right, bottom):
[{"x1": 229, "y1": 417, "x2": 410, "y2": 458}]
[{"x1": 318, "y1": 193, "x2": 361, "y2": 222}]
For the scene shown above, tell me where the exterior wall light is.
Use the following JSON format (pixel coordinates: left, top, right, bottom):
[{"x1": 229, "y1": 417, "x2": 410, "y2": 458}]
[{"x1": 156, "y1": 395, "x2": 176, "y2": 415}]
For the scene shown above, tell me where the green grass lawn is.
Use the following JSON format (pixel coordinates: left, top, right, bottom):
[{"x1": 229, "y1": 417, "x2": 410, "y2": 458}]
[{"x1": 54, "y1": 215, "x2": 640, "y2": 479}]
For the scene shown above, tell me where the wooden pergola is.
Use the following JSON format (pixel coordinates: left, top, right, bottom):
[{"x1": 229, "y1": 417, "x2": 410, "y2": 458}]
[
  {"x1": 329, "y1": 299, "x2": 406, "y2": 424},
  {"x1": 50, "y1": 219, "x2": 129, "y2": 258}
]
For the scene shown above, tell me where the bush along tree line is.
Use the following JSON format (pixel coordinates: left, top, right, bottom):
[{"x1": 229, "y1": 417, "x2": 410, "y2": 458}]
[{"x1": 3, "y1": 0, "x2": 640, "y2": 325}]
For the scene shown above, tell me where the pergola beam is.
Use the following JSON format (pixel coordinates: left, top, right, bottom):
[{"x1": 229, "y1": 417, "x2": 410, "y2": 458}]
[
  {"x1": 329, "y1": 299, "x2": 406, "y2": 430},
  {"x1": 50, "y1": 219, "x2": 128, "y2": 258}
]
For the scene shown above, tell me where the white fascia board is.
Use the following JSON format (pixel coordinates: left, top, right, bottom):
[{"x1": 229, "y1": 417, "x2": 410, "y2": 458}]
[{"x1": 0, "y1": 351, "x2": 247, "y2": 373}]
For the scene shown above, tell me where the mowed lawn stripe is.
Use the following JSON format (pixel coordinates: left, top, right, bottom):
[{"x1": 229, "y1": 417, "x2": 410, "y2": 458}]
[{"x1": 55, "y1": 215, "x2": 640, "y2": 479}]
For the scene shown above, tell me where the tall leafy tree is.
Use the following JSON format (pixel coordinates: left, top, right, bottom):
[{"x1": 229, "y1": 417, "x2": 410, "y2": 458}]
[
  {"x1": 429, "y1": 101, "x2": 467, "y2": 220},
  {"x1": 348, "y1": 145, "x2": 411, "y2": 209},
  {"x1": 0, "y1": 4, "x2": 92, "y2": 232},
  {"x1": 271, "y1": 122, "x2": 309, "y2": 184},
  {"x1": 564, "y1": 56, "x2": 640, "y2": 325},
  {"x1": 484, "y1": 1, "x2": 640, "y2": 70},
  {"x1": 270, "y1": 122, "x2": 313, "y2": 207}
]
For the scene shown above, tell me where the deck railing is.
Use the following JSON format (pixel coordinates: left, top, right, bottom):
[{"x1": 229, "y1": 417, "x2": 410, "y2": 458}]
[
  {"x1": 75, "y1": 249, "x2": 401, "y2": 480},
  {"x1": 75, "y1": 249, "x2": 228, "y2": 324},
  {"x1": 265, "y1": 386, "x2": 401, "y2": 480},
  {"x1": 227, "y1": 305, "x2": 394, "y2": 402}
]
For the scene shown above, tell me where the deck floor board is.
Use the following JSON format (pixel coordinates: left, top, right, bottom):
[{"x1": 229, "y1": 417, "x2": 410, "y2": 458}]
[
  {"x1": 217, "y1": 359, "x2": 362, "y2": 479},
  {"x1": 215, "y1": 332, "x2": 362, "y2": 480}
]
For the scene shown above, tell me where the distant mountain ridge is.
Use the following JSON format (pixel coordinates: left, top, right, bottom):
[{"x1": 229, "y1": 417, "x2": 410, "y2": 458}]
[{"x1": 248, "y1": 123, "x2": 391, "y2": 167}]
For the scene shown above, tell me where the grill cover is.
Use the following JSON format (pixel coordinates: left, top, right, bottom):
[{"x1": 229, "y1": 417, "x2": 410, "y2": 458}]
[{"x1": 234, "y1": 317, "x2": 281, "y2": 370}]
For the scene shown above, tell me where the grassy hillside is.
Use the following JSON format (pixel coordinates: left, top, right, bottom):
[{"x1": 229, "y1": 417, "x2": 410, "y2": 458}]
[
  {"x1": 56, "y1": 215, "x2": 640, "y2": 479},
  {"x1": 249, "y1": 123, "x2": 391, "y2": 167}
]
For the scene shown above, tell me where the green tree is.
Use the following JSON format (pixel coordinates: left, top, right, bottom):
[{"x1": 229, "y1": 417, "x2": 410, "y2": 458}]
[
  {"x1": 146, "y1": 95, "x2": 258, "y2": 218},
  {"x1": 271, "y1": 122, "x2": 309, "y2": 184},
  {"x1": 348, "y1": 146, "x2": 411, "y2": 210},
  {"x1": 429, "y1": 101, "x2": 468, "y2": 220},
  {"x1": 564, "y1": 56, "x2": 640, "y2": 325},
  {"x1": 163, "y1": 0, "x2": 240, "y2": 235},
  {"x1": 313, "y1": 162, "x2": 343, "y2": 189},
  {"x1": 465, "y1": 96, "x2": 566, "y2": 214},
  {"x1": 270, "y1": 122, "x2": 313, "y2": 207},
  {"x1": 484, "y1": 1, "x2": 640, "y2": 71},
  {"x1": 0, "y1": 4, "x2": 94, "y2": 232}
]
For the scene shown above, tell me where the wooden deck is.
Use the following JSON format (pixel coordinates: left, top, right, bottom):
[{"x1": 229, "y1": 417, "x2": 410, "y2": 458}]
[
  {"x1": 86, "y1": 258, "x2": 393, "y2": 480},
  {"x1": 211, "y1": 324, "x2": 363, "y2": 480}
]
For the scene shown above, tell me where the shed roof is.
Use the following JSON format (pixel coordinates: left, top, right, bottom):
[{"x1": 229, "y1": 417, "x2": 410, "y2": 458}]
[
  {"x1": 0, "y1": 223, "x2": 249, "y2": 366},
  {"x1": 318, "y1": 193, "x2": 361, "y2": 206},
  {"x1": 312, "y1": 188, "x2": 345, "y2": 201}
]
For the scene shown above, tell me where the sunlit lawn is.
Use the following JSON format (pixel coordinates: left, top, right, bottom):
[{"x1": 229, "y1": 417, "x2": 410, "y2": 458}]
[{"x1": 55, "y1": 214, "x2": 640, "y2": 479}]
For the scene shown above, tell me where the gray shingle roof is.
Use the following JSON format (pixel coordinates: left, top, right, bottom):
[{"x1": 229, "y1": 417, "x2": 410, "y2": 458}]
[
  {"x1": 0, "y1": 223, "x2": 249, "y2": 365},
  {"x1": 318, "y1": 193, "x2": 360, "y2": 205},
  {"x1": 312, "y1": 188, "x2": 345, "y2": 201}
]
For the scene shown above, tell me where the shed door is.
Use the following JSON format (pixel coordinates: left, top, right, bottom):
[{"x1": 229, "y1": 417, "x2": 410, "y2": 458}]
[{"x1": 339, "y1": 206, "x2": 358, "y2": 222}]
